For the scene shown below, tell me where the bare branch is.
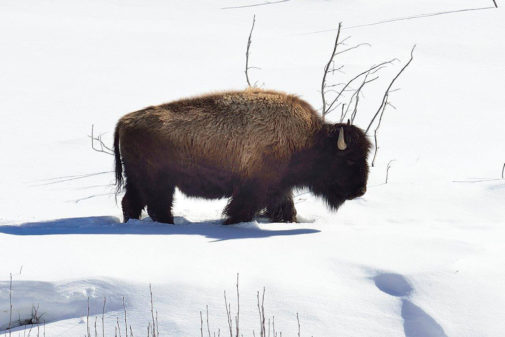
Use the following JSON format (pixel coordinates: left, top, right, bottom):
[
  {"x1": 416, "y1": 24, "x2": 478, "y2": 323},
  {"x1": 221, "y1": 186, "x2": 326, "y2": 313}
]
[
  {"x1": 90, "y1": 124, "x2": 114, "y2": 156},
  {"x1": 365, "y1": 45, "x2": 416, "y2": 134},
  {"x1": 326, "y1": 58, "x2": 397, "y2": 116},
  {"x1": 341, "y1": 73, "x2": 379, "y2": 123},
  {"x1": 321, "y1": 22, "x2": 342, "y2": 121},
  {"x1": 245, "y1": 15, "x2": 257, "y2": 87},
  {"x1": 371, "y1": 94, "x2": 389, "y2": 167},
  {"x1": 334, "y1": 42, "x2": 371, "y2": 56},
  {"x1": 502, "y1": 163, "x2": 504, "y2": 179},
  {"x1": 493, "y1": 0, "x2": 498, "y2": 8}
]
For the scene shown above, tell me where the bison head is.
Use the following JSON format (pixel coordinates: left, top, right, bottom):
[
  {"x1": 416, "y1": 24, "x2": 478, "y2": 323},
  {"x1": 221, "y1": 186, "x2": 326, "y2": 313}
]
[{"x1": 310, "y1": 122, "x2": 372, "y2": 210}]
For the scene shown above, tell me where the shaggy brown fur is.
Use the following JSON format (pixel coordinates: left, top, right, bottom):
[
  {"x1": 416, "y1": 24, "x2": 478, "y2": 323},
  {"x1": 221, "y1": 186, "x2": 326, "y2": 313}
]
[{"x1": 114, "y1": 88, "x2": 371, "y2": 224}]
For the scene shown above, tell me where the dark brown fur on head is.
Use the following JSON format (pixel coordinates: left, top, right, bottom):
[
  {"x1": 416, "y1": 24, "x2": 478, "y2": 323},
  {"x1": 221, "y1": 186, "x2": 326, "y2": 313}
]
[
  {"x1": 114, "y1": 89, "x2": 372, "y2": 224},
  {"x1": 297, "y1": 123, "x2": 372, "y2": 210}
]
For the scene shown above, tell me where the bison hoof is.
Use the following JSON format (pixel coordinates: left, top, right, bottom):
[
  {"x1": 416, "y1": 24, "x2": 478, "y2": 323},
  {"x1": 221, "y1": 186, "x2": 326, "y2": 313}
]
[
  {"x1": 150, "y1": 215, "x2": 174, "y2": 224},
  {"x1": 223, "y1": 217, "x2": 252, "y2": 225}
]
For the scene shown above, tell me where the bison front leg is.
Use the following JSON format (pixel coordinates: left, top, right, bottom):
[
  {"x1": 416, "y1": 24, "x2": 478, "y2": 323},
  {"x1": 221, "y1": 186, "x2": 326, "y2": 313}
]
[
  {"x1": 223, "y1": 182, "x2": 265, "y2": 225},
  {"x1": 146, "y1": 184, "x2": 175, "y2": 224},
  {"x1": 265, "y1": 190, "x2": 297, "y2": 223}
]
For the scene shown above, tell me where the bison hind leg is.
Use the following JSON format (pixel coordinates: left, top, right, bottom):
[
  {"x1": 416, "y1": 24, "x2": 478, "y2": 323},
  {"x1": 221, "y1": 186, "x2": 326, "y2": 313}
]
[
  {"x1": 121, "y1": 183, "x2": 145, "y2": 222},
  {"x1": 265, "y1": 190, "x2": 297, "y2": 223}
]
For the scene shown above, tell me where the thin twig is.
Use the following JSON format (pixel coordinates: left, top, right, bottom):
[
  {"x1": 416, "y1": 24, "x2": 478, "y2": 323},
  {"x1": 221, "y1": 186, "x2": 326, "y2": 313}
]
[
  {"x1": 9, "y1": 273, "x2": 12, "y2": 337},
  {"x1": 326, "y1": 59, "x2": 397, "y2": 116},
  {"x1": 221, "y1": 0, "x2": 289, "y2": 10},
  {"x1": 245, "y1": 15, "x2": 257, "y2": 87},
  {"x1": 296, "y1": 313, "x2": 300, "y2": 337},
  {"x1": 90, "y1": 125, "x2": 114, "y2": 156},
  {"x1": 149, "y1": 284, "x2": 157, "y2": 337},
  {"x1": 365, "y1": 45, "x2": 416, "y2": 134},
  {"x1": 305, "y1": 6, "x2": 495, "y2": 34},
  {"x1": 102, "y1": 297, "x2": 106, "y2": 337},
  {"x1": 341, "y1": 73, "x2": 379, "y2": 123},
  {"x1": 116, "y1": 317, "x2": 121, "y2": 337},
  {"x1": 371, "y1": 94, "x2": 389, "y2": 167},
  {"x1": 224, "y1": 291, "x2": 233, "y2": 337},
  {"x1": 235, "y1": 274, "x2": 240, "y2": 337},
  {"x1": 87, "y1": 297, "x2": 91, "y2": 337},
  {"x1": 386, "y1": 160, "x2": 395, "y2": 184},
  {"x1": 492, "y1": 0, "x2": 498, "y2": 8},
  {"x1": 256, "y1": 288, "x2": 266, "y2": 337},
  {"x1": 123, "y1": 297, "x2": 128, "y2": 337},
  {"x1": 200, "y1": 311, "x2": 204, "y2": 337},
  {"x1": 206, "y1": 305, "x2": 211, "y2": 337},
  {"x1": 321, "y1": 22, "x2": 342, "y2": 121},
  {"x1": 501, "y1": 163, "x2": 504, "y2": 179}
]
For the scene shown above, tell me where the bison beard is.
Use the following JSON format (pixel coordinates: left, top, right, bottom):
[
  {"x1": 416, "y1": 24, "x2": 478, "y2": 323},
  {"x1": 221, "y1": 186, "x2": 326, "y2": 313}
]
[{"x1": 114, "y1": 88, "x2": 371, "y2": 225}]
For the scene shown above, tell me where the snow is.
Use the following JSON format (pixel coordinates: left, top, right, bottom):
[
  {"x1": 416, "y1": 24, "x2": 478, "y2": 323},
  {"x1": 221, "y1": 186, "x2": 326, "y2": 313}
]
[{"x1": 1, "y1": 0, "x2": 504, "y2": 336}]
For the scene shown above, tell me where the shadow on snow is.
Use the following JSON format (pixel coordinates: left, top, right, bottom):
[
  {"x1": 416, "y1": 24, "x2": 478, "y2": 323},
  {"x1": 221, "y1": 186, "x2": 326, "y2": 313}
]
[
  {"x1": 373, "y1": 273, "x2": 448, "y2": 337},
  {"x1": 0, "y1": 216, "x2": 320, "y2": 241}
]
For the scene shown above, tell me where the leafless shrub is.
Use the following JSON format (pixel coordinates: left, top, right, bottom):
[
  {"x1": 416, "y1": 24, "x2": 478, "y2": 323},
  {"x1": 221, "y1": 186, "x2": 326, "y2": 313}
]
[
  {"x1": 90, "y1": 124, "x2": 114, "y2": 156},
  {"x1": 197, "y1": 276, "x2": 308, "y2": 337},
  {"x1": 319, "y1": 23, "x2": 415, "y2": 171},
  {"x1": 320, "y1": 22, "x2": 399, "y2": 123}
]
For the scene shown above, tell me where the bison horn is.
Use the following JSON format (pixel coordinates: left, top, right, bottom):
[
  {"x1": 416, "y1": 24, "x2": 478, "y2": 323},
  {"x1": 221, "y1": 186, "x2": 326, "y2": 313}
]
[{"x1": 337, "y1": 127, "x2": 347, "y2": 151}]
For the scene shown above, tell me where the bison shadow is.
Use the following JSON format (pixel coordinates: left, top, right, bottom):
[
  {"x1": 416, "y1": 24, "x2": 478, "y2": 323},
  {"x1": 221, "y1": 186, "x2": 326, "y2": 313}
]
[{"x1": 0, "y1": 216, "x2": 320, "y2": 241}]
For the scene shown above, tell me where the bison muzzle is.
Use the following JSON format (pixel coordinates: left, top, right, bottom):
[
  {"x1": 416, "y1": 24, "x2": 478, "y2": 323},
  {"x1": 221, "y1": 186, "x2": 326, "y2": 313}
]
[{"x1": 114, "y1": 89, "x2": 371, "y2": 225}]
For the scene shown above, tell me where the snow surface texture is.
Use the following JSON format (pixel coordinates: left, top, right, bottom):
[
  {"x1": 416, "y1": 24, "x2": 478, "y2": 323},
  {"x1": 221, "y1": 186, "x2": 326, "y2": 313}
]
[{"x1": 1, "y1": 0, "x2": 504, "y2": 336}]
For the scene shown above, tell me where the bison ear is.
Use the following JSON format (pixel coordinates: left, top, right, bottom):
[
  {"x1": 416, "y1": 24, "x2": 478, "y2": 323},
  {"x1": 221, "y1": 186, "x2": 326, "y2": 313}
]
[{"x1": 337, "y1": 127, "x2": 347, "y2": 151}]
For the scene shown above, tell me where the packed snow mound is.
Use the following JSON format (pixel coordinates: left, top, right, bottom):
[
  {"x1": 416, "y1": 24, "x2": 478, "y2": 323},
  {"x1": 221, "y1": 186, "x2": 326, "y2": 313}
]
[{"x1": 0, "y1": 279, "x2": 126, "y2": 331}]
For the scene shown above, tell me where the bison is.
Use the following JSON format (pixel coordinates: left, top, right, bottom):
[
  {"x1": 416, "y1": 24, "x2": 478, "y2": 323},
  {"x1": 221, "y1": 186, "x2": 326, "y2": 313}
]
[{"x1": 114, "y1": 88, "x2": 371, "y2": 225}]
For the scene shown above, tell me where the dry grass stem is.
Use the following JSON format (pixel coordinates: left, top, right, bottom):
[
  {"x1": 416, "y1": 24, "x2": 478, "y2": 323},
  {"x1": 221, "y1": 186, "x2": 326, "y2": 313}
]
[{"x1": 386, "y1": 160, "x2": 395, "y2": 184}]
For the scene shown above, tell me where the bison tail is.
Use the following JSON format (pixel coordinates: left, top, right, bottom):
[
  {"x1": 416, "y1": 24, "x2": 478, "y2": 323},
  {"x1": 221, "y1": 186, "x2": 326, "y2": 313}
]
[{"x1": 114, "y1": 124, "x2": 124, "y2": 194}]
